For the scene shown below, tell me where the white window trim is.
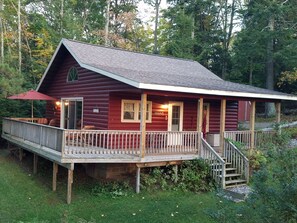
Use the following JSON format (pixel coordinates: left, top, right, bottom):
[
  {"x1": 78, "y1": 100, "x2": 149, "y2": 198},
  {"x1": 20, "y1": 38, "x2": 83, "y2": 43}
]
[
  {"x1": 121, "y1": 99, "x2": 152, "y2": 123},
  {"x1": 167, "y1": 101, "x2": 184, "y2": 131}
]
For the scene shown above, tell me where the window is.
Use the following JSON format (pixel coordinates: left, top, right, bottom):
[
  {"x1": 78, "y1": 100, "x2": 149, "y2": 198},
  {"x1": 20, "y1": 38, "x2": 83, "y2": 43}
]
[
  {"x1": 67, "y1": 67, "x2": 78, "y2": 82},
  {"x1": 121, "y1": 100, "x2": 152, "y2": 123}
]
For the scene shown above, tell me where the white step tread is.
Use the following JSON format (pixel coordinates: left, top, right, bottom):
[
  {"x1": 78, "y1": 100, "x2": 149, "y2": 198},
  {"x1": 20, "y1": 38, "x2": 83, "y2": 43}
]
[{"x1": 225, "y1": 179, "x2": 247, "y2": 185}]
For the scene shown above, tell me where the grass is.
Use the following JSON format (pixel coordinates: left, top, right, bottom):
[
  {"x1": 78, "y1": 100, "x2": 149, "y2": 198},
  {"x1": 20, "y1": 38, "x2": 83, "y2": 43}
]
[{"x1": 0, "y1": 148, "x2": 233, "y2": 223}]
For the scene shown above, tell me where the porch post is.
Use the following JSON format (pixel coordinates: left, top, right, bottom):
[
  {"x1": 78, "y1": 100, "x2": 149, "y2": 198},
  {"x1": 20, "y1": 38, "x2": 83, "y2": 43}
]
[
  {"x1": 220, "y1": 99, "x2": 226, "y2": 154},
  {"x1": 250, "y1": 100, "x2": 256, "y2": 149},
  {"x1": 275, "y1": 101, "x2": 281, "y2": 123},
  {"x1": 197, "y1": 98, "x2": 204, "y2": 155},
  {"x1": 140, "y1": 93, "x2": 147, "y2": 159}
]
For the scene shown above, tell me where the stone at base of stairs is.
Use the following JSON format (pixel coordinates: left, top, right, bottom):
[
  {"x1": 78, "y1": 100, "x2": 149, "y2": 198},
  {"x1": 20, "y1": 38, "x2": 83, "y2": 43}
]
[{"x1": 218, "y1": 185, "x2": 252, "y2": 203}]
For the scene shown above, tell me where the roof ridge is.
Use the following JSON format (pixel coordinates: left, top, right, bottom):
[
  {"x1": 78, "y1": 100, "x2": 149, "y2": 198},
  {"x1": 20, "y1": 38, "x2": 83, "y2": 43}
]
[{"x1": 63, "y1": 38, "x2": 198, "y2": 63}]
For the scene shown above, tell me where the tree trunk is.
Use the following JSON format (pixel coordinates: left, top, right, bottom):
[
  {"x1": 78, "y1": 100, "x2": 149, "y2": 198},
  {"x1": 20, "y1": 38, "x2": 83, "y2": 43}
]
[
  {"x1": 60, "y1": 0, "x2": 64, "y2": 36},
  {"x1": 105, "y1": 0, "x2": 111, "y2": 46},
  {"x1": 153, "y1": 0, "x2": 161, "y2": 54},
  {"x1": 0, "y1": 0, "x2": 4, "y2": 63},
  {"x1": 249, "y1": 60, "x2": 253, "y2": 85},
  {"x1": 265, "y1": 15, "x2": 276, "y2": 117},
  {"x1": 18, "y1": 0, "x2": 21, "y2": 74}
]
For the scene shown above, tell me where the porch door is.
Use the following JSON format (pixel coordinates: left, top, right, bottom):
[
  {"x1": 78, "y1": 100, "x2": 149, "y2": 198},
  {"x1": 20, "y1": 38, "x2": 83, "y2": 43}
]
[
  {"x1": 61, "y1": 98, "x2": 83, "y2": 129},
  {"x1": 168, "y1": 102, "x2": 183, "y2": 146}
]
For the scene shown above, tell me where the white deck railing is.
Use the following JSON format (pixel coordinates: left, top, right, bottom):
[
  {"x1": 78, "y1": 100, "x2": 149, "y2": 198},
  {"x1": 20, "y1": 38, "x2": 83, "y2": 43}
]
[
  {"x1": 64, "y1": 130, "x2": 141, "y2": 156},
  {"x1": 224, "y1": 139, "x2": 249, "y2": 183},
  {"x1": 145, "y1": 131, "x2": 199, "y2": 155},
  {"x1": 224, "y1": 130, "x2": 276, "y2": 148},
  {"x1": 201, "y1": 137, "x2": 226, "y2": 188}
]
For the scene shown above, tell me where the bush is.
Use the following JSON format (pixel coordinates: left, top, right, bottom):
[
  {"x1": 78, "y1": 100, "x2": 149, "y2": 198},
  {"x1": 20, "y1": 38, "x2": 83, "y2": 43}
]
[
  {"x1": 91, "y1": 181, "x2": 132, "y2": 198},
  {"x1": 247, "y1": 148, "x2": 297, "y2": 222},
  {"x1": 141, "y1": 159, "x2": 214, "y2": 193}
]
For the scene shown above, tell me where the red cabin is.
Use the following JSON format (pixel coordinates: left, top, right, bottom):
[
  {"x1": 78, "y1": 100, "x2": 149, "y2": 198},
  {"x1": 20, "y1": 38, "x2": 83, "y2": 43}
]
[{"x1": 3, "y1": 39, "x2": 297, "y2": 203}]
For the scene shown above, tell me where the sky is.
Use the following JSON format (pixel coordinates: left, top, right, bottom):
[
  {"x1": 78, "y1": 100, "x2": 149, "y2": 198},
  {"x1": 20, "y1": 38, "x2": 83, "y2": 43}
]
[{"x1": 137, "y1": 1, "x2": 168, "y2": 25}]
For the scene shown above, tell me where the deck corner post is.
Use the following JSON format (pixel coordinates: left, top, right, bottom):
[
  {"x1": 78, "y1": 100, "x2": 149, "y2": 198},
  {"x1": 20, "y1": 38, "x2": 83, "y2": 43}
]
[
  {"x1": 33, "y1": 153, "x2": 38, "y2": 174},
  {"x1": 250, "y1": 101, "x2": 256, "y2": 150},
  {"x1": 140, "y1": 93, "x2": 147, "y2": 158},
  {"x1": 220, "y1": 99, "x2": 226, "y2": 154},
  {"x1": 61, "y1": 130, "x2": 66, "y2": 158},
  {"x1": 52, "y1": 162, "x2": 58, "y2": 192},
  {"x1": 136, "y1": 167, "x2": 141, "y2": 194}
]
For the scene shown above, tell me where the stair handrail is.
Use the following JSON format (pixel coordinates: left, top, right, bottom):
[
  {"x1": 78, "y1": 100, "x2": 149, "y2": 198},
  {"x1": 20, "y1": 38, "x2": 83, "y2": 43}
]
[
  {"x1": 224, "y1": 139, "x2": 249, "y2": 183},
  {"x1": 201, "y1": 138, "x2": 226, "y2": 188}
]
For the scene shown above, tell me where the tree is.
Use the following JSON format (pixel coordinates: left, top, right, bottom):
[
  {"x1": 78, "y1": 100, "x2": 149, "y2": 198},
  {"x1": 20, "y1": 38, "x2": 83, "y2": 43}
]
[
  {"x1": 0, "y1": 63, "x2": 23, "y2": 97},
  {"x1": 232, "y1": 0, "x2": 297, "y2": 116}
]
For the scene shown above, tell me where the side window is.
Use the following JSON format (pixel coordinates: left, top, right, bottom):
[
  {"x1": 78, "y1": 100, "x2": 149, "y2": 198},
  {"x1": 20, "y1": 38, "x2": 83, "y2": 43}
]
[
  {"x1": 67, "y1": 67, "x2": 78, "y2": 82},
  {"x1": 121, "y1": 100, "x2": 152, "y2": 123}
]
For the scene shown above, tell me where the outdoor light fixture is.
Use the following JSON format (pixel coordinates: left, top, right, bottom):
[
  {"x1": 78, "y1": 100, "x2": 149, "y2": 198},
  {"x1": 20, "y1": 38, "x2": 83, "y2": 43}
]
[
  {"x1": 161, "y1": 104, "x2": 169, "y2": 109},
  {"x1": 55, "y1": 101, "x2": 61, "y2": 106}
]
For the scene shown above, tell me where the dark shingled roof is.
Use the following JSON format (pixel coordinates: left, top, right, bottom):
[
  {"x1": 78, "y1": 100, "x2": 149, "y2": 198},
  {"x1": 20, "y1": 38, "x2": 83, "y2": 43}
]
[{"x1": 38, "y1": 39, "x2": 297, "y2": 101}]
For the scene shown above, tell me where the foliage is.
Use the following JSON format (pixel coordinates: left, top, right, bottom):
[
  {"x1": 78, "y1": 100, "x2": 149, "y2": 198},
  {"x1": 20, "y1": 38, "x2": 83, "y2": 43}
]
[
  {"x1": 0, "y1": 63, "x2": 23, "y2": 98},
  {"x1": 91, "y1": 181, "x2": 132, "y2": 198},
  {"x1": 211, "y1": 145, "x2": 297, "y2": 223},
  {"x1": 277, "y1": 68, "x2": 297, "y2": 94},
  {"x1": 247, "y1": 148, "x2": 297, "y2": 223},
  {"x1": 141, "y1": 159, "x2": 214, "y2": 193}
]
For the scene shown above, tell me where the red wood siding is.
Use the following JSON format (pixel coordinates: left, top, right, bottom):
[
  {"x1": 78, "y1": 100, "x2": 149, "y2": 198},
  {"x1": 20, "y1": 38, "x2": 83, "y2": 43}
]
[
  {"x1": 42, "y1": 51, "x2": 135, "y2": 130},
  {"x1": 238, "y1": 101, "x2": 250, "y2": 122},
  {"x1": 109, "y1": 95, "x2": 237, "y2": 132},
  {"x1": 208, "y1": 100, "x2": 238, "y2": 133}
]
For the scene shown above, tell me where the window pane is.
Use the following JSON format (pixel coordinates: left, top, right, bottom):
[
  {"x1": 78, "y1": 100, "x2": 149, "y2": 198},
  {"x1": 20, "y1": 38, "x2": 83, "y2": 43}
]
[
  {"x1": 124, "y1": 111, "x2": 134, "y2": 120},
  {"x1": 138, "y1": 103, "x2": 151, "y2": 121},
  {"x1": 123, "y1": 102, "x2": 135, "y2": 120}
]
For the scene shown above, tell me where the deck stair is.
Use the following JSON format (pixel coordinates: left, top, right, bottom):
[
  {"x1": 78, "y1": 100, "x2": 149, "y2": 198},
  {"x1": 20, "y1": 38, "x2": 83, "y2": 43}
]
[
  {"x1": 201, "y1": 137, "x2": 249, "y2": 188},
  {"x1": 221, "y1": 157, "x2": 247, "y2": 187}
]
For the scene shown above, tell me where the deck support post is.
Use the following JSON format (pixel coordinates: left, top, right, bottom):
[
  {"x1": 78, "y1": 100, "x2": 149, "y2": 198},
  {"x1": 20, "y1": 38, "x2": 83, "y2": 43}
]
[
  {"x1": 67, "y1": 165, "x2": 74, "y2": 204},
  {"x1": 275, "y1": 102, "x2": 281, "y2": 124},
  {"x1": 140, "y1": 93, "x2": 147, "y2": 159},
  {"x1": 19, "y1": 148, "x2": 23, "y2": 161},
  {"x1": 33, "y1": 153, "x2": 38, "y2": 174},
  {"x1": 250, "y1": 101, "x2": 256, "y2": 150},
  {"x1": 52, "y1": 162, "x2": 58, "y2": 192},
  {"x1": 220, "y1": 99, "x2": 226, "y2": 154},
  {"x1": 136, "y1": 167, "x2": 141, "y2": 193},
  {"x1": 173, "y1": 165, "x2": 178, "y2": 183},
  {"x1": 197, "y1": 98, "x2": 204, "y2": 156}
]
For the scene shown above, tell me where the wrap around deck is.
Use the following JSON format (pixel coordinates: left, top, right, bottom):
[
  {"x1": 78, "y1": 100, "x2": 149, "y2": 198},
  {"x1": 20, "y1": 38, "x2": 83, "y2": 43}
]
[{"x1": 2, "y1": 118, "x2": 200, "y2": 164}]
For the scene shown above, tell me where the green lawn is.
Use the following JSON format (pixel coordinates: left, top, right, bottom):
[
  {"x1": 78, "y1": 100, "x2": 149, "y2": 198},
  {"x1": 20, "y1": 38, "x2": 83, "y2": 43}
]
[{"x1": 0, "y1": 149, "x2": 234, "y2": 223}]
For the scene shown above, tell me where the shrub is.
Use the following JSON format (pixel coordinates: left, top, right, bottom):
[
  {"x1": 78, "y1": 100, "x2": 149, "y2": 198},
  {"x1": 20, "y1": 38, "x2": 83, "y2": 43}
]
[
  {"x1": 141, "y1": 159, "x2": 214, "y2": 193},
  {"x1": 91, "y1": 181, "x2": 132, "y2": 198}
]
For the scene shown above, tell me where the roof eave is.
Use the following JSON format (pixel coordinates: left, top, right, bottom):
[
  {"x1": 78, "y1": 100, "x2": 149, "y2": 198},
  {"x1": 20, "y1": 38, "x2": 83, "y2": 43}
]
[{"x1": 138, "y1": 83, "x2": 297, "y2": 101}]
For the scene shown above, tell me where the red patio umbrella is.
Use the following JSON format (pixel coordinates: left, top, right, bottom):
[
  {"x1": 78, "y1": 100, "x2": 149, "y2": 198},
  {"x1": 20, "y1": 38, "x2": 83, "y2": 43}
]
[{"x1": 8, "y1": 89, "x2": 57, "y2": 120}]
